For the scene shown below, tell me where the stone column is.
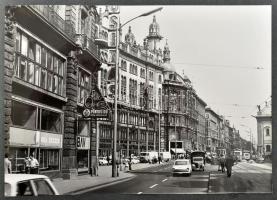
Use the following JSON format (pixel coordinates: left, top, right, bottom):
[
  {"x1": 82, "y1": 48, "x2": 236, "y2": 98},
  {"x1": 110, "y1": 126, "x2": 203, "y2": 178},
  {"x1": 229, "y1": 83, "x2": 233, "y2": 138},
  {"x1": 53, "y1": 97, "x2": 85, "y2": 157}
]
[
  {"x1": 62, "y1": 52, "x2": 78, "y2": 179},
  {"x1": 4, "y1": 6, "x2": 17, "y2": 154}
]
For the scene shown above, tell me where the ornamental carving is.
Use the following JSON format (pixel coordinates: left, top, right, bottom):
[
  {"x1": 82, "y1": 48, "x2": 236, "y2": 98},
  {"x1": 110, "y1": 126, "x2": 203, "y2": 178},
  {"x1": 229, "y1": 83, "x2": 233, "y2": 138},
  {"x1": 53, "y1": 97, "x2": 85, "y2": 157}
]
[{"x1": 5, "y1": 6, "x2": 18, "y2": 36}]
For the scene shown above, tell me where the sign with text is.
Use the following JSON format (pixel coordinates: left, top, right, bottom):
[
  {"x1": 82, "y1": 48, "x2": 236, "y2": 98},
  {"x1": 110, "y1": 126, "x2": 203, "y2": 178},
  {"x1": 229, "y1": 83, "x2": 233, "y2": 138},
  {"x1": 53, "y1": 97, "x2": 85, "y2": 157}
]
[
  {"x1": 76, "y1": 136, "x2": 90, "y2": 150},
  {"x1": 40, "y1": 132, "x2": 63, "y2": 148}
]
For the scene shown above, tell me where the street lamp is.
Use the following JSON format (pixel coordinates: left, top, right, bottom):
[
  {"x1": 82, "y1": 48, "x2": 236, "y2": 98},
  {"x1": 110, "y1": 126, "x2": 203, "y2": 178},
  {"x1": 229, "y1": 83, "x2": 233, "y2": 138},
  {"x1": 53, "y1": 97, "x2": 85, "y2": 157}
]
[{"x1": 112, "y1": 6, "x2": 163, "y2": 178}]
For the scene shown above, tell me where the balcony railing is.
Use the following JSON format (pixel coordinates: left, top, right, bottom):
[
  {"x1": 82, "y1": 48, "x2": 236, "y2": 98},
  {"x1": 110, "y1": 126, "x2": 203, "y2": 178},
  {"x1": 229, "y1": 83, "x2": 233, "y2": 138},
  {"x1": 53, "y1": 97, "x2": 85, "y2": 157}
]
[
  {"x1": 75, "y1": 34, "x2": 98, "y2": 56},
  {"x1": 30, "y1": 5, "x2": 75, "y2": 40}
]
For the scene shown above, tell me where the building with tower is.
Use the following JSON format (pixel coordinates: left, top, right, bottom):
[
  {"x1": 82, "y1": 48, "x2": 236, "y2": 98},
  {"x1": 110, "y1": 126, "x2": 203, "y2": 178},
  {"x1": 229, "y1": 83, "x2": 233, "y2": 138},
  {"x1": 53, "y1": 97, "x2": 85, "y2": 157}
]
[{"x1": 255, "y1": 99, "x2": 272, "y2": 158}]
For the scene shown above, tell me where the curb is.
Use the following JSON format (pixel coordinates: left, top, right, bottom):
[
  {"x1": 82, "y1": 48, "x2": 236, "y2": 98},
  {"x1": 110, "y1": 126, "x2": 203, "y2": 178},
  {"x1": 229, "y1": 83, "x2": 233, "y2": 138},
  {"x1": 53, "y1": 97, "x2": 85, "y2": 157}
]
[{"x1": 64, "y1": 176, "x2": 135, "y2": 195}]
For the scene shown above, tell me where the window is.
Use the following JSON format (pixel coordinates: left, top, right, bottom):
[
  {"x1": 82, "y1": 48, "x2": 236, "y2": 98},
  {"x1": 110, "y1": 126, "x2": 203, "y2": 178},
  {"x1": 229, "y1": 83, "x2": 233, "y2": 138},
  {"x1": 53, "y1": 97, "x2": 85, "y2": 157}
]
[
  {"x1": 33, "y1": 179, "x2": 55, "y2": 195},
  {"x1": 266, "y1": 145, "x2": 271, "y2": 152},
  {"x1": 149, "y1": 71, "x2": 154, "y2": 81},
  {"x1": 77, "y1": 117, "x2": 90, "y2": 136},
  {"x1": 265, "y1": 128, "x2": 270, "y2": 136},
  {"x1": 140, "y1": 68, "x2": 145, "y2": 78},
  {"x1": 14, "y1": 29, "x2": 65, "y2": 96},
  {"x1": 78, "y1": 68, "x2": 91, "y2": 104},
  {"x1": 121, "y1": 76, "x2": 127, "y2": 101},
  {"x1": 17, "y1": 181, "x2": 34, "y2": 196},
  {"x1": 41, "y1": 109, "x2": 62, "y2": 133},
  {"x1": 12, "y1": 101, "x2": 37, "y2": 129},
  {"x1": 158, "y1": 74, "x2": 162, "y2": 83},
  {"x1": 39, "y1": 149, "x2": 60, "y2": 171}
]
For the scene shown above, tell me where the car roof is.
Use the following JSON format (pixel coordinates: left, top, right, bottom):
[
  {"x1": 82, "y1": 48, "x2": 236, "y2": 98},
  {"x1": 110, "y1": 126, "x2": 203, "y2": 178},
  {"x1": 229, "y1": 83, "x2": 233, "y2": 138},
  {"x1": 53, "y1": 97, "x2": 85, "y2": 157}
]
[{"x1": 5, "y1": 174, "x2": 49, "y2": 184}]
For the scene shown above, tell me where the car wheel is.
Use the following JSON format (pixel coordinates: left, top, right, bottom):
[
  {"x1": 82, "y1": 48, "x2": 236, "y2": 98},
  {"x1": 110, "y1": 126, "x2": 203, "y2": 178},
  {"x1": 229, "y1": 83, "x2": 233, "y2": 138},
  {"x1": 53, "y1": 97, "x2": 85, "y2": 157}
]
[{"x1": 188, "y1": 173, "x2": 191, "y2": 176}]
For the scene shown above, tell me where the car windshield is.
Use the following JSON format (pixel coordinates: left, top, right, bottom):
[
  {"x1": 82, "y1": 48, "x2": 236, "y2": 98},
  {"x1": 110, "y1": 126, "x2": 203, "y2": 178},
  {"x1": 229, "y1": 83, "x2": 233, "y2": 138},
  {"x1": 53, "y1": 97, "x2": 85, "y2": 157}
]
[{"x1": 175, "y1": 161, "x2": 189, "y2": 165}]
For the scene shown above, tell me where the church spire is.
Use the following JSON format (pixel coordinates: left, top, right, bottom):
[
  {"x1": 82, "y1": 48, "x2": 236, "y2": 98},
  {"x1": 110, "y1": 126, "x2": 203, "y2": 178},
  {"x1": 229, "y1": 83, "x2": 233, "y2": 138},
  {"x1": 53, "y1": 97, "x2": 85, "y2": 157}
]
[{"x1": 163, "y1": 39, "x2": 170, "y2": 63}]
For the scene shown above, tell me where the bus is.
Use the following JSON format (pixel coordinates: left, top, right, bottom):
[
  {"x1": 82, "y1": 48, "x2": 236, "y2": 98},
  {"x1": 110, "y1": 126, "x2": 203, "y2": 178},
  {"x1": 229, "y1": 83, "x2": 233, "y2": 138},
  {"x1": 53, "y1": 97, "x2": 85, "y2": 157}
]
[{"x1": 233, "y1": 149, "x2": 242, "y2": 162}]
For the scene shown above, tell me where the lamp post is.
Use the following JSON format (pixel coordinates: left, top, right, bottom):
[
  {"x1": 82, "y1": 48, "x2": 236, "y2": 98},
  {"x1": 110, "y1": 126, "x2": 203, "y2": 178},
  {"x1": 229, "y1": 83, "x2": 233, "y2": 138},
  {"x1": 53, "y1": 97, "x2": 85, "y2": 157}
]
[{"x1": 112, "y1": 6, "x2": 163, "y2": 178}]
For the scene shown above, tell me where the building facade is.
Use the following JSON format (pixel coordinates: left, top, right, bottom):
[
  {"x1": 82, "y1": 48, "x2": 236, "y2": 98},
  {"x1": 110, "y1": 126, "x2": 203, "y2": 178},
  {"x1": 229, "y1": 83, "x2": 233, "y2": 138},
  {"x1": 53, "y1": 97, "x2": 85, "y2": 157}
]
[
  {"x1": 255, "y1": 100, "x2": 272, "y2": 158},
  {"x1": 4, "y1": 5, "x2": 103, "y2": 178}
]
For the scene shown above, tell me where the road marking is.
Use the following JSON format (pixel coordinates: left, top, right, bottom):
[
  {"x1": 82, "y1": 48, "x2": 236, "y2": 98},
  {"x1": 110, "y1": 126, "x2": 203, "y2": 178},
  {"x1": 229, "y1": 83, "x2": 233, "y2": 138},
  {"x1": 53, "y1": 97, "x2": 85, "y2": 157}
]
[
  {"x1": 162, "y1": 178, "x2": 168, "y2": 182},
  {"x1": 149, "y1": 184, "x2": 158, "y2": 188},
  {"x1": 137, "y1": 192, "x2": 143, "y2": 194}
]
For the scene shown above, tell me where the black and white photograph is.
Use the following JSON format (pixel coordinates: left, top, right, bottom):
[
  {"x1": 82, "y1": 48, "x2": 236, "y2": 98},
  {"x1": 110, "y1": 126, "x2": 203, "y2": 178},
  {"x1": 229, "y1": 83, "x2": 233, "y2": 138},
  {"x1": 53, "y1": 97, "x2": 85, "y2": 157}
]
[{"x1": 3, "y1": 3, "x2": 272, "y2": 197}]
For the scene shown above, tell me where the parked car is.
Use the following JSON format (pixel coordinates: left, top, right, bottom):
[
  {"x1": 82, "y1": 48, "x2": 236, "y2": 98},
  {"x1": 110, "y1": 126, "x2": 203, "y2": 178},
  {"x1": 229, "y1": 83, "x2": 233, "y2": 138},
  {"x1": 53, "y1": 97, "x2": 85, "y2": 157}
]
[
  {"x1": 5, "y1": 174, "x2": 59, "y2": 196},
  {"x1": 172, "y1": 159, "x2": 192, "y2": 176},
  {"x1": 98, "y1": 157, "x2": 108, "y2": 165},
  {"x1": 131, "y1": 157, "x2": 140, "y2": 164}
]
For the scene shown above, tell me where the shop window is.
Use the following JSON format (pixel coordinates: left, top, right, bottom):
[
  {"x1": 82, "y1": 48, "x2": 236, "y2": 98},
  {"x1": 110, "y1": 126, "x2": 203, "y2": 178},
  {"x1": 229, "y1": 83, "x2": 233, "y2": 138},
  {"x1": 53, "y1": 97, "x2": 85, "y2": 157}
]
[
  {"x1": 78, "y1": 68, "x2": 91, "y2": 104},
  {"x1": 41, "y1": 109, "x2": 61, "y2": 133},
  {"x1": 10, "y1": 147, "x2": 29, "y2": 173},
  {"x1": 77, "y1": 150, "x2": 89, "y2": 171},
  {"x1": 39, "y1": 149, "x2": 59, "y2": 171},
  {"x1": 11, "y1": 101, "x2": 37, "y2": 130}
]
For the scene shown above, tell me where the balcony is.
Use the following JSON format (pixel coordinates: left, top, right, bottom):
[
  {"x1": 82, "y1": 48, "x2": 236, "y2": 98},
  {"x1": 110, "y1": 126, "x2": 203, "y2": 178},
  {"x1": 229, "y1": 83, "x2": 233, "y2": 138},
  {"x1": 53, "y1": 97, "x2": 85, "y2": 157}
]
[
  {"x1": 30, "y1": 5, "x2": 75, "y2": 40},
  {"x1": 75, "y1": 34, "x2": 98, "y2": 57},
  {"x1": 95, "y1": 25, "x2": 109, "y2": 47}
]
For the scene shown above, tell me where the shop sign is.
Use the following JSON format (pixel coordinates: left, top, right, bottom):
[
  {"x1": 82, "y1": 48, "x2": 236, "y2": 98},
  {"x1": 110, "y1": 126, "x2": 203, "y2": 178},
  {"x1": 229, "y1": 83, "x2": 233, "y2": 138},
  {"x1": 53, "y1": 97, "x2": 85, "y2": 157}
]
[
  {"x1": 77, "y1": 136, "x2": 90, "y2": 150},
  {"x1": 9, "y1": 127, "x2": 39, "y2": 147},
  {"x1": 40, "y1": 132, "x2": 62, "y2": 148}
]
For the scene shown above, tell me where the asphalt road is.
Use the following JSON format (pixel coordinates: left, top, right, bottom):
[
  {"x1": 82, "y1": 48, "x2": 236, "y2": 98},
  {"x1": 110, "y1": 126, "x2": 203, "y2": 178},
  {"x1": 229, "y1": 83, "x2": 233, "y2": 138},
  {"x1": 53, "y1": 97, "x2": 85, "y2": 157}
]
[{"x1": 76, "y1": 161, "x2": 272, "y2": 195}]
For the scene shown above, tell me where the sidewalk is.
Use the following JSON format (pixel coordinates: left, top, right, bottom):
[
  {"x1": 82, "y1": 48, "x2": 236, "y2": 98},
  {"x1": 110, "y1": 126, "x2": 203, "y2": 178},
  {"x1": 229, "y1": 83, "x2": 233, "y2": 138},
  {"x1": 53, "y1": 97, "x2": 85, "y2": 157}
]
[
  {"x1": 53, "y1": 162, "x2": 167, "y2": 195},
  {"x1": 248, "y1": 161, "x2": 272, "y2": 170}
]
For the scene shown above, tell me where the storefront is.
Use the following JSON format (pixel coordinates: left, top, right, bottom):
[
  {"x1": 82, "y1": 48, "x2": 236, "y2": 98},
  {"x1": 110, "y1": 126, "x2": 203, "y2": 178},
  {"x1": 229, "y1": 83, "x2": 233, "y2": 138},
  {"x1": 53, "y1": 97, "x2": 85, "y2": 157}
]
[
  {"x1": 10, "y1": 96, "x2": 63, "y2": 177},
  {"x1": 76, "y1": 136, "x2": 90, "y2": 174}
]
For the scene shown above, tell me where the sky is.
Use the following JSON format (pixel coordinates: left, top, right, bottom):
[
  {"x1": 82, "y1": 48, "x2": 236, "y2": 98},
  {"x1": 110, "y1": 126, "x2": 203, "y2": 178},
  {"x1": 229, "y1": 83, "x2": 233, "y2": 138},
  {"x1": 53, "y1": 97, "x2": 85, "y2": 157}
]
[{"x1": 116, "y1": 5, "x2": 271, "y2": 145}]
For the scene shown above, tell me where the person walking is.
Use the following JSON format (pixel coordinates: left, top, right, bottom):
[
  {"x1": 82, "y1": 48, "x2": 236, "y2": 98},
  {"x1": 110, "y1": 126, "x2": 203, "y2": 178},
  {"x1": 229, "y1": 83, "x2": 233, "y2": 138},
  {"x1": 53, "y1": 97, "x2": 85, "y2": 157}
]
[
  {"x1": 107, "y1": 155, "x2": 110, "y2": 166},
  {"x1": 24, "y1": 157, "x2": 31, "y2": 174},
  {"x1": 158, "y1": 155, "x2": 162, "y2": 164},
  {"x1": 5, "y1": 153, "x2": 12, "y2": 174},
  {"x1": 30, "y1": 155, "x2": 39, "y2": 174},
  {"x1": 219, "y1": 155, "x2": 226, "y2": 173},
  {"x1": 225, "y1": 153, "x2": 234, "y2": 177}
]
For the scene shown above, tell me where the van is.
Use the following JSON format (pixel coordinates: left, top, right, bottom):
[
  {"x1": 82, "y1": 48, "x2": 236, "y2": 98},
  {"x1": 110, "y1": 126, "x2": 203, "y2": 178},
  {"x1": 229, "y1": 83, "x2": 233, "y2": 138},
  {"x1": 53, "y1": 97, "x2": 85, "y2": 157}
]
[
  {"x1": 160, "y1": 152, "x2": 171, "y2": 162},
  {"x1": 139, "y1": 152, "x2": 158, "y2": 163}
]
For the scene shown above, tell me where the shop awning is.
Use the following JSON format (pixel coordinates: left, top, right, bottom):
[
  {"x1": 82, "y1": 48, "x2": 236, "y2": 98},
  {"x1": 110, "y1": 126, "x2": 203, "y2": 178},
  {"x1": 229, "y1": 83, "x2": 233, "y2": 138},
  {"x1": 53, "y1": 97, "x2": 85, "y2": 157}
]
[{"x1": 171, "y1": 148, "x2": 186, "y2": 154}]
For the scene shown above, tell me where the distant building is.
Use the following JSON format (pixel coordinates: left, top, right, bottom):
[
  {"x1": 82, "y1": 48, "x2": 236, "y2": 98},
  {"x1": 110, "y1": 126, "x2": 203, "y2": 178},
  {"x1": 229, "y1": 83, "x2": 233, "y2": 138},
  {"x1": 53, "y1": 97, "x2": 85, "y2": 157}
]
[{"x1": 255, "y1": 99, "x2": 272, "y2": 157}]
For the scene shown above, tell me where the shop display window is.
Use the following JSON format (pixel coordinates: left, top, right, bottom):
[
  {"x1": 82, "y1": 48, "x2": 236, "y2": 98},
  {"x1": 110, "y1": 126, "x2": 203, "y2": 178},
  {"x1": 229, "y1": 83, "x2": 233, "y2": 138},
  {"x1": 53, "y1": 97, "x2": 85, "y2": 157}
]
[
  {"x1": 11, "y1": 101, "x2": 37, "y2": 130},
  {"x1": 39, "y1": 149, "x2": 60, "y2": 171},
  {"x1": 77, "y1": 150, "x2": 89, "y2": 172},
  {"x1": 41, "y1": 109, "x2": 62, "y2": 133}
]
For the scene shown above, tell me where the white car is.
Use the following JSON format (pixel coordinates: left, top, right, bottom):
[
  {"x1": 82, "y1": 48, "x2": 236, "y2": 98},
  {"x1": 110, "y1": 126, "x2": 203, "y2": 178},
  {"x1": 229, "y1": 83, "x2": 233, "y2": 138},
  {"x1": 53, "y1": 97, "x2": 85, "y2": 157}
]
[
  {"x1": 99, "y1": 157, "x2": 108, "y2": 165},
  {"x1": 172, "y1": 159, "x2": 192, "y2": 176},
  {"x1": 5, "y1": 174, "x2": 59, "y2": 196},
  {"x1": 131, "y1": 157, "x2": 140, "y2": 164}
]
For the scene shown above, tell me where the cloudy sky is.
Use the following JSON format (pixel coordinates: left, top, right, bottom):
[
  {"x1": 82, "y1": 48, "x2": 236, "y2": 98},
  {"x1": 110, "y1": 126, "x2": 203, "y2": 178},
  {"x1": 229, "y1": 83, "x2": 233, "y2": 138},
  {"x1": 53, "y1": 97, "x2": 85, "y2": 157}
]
[{"x1": 117, "y1": 5, "x2": 271, "y2": 144}]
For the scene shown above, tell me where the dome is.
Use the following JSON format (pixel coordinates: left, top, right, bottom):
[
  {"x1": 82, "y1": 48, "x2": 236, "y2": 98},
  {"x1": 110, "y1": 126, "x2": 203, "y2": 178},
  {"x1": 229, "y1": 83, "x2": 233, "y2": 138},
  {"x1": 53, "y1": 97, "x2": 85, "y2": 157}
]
[
  {"x1": 149, "y1": 15, "x2": 160, "y2": 34},
  {"x1": 125, "y1": 26, "x2": 136, "y2": 45}
]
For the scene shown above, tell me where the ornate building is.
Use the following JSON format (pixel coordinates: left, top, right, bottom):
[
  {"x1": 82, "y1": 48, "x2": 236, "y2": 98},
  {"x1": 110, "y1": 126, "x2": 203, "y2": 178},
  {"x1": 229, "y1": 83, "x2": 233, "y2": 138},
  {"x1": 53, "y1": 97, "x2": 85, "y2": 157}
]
[{"x1": 255, "y1": 99, "x2": 272, "y2": 157}]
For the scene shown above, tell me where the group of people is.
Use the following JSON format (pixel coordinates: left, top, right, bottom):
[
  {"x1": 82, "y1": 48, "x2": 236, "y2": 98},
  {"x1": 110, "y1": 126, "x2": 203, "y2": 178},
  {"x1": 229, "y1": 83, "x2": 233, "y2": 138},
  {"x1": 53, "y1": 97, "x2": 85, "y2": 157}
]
[
  {"x1": 218, "y1": 153, "x2": 235, "y2": 177},
  {"x1": 4, "y1": 153, "x2": 40, "y2": 174}
]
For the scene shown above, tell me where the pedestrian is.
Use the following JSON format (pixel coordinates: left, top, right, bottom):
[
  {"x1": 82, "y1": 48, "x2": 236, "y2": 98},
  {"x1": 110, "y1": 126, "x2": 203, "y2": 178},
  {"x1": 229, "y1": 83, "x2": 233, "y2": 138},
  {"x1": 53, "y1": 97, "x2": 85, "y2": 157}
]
[
  {"x1": 5, "y1": 153, "x2": 12, "y2": 174},
  {"x1": 225, "y1": 153, "x2": 234, "y2": 177},
  {"x1": 30, "y1": 155, "x2": 39, "y2": 174},
  {"x1": 219, "y1": 155, "x2": 225, "y2": 173},
  {"x1": 24, "y1": 157, "x2": 31, "y2": 174},
  {"x1": 107, "y1": 155, "x2": 110, "y2": 166},
  {"x1": 158, "y1": 155, "x2": 161, "y2": 164}
]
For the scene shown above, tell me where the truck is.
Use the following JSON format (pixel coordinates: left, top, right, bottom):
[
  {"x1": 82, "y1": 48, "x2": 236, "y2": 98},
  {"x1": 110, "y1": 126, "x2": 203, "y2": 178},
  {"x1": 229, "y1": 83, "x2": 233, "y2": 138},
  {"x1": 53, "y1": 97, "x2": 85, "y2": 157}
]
[
  {"x1": 139, "y1": 152, "x2": 158, "y2": 163},
  {"x1": 160, "y1": 152, "x2": 171, "y2": 162},
  {"x1": 191, "y1": 151, "x2": 205, "y2": 171}
]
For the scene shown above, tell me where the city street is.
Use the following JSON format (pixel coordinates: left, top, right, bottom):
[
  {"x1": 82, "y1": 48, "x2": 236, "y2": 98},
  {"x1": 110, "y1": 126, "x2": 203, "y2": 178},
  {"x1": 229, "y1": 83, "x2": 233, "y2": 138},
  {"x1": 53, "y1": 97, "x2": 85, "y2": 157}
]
[{"x1": 73, "y1": 161, "x2": 272, "y2": 195}]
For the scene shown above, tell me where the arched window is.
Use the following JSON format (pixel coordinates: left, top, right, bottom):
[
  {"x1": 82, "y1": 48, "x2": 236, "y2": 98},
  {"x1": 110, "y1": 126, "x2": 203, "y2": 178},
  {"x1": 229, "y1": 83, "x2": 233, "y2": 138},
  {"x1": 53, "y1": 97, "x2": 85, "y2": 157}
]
[{"x1": 265, "y1": 127, "x2": 270, "y2": 136}]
